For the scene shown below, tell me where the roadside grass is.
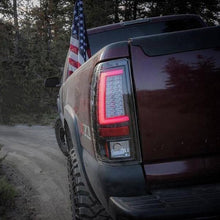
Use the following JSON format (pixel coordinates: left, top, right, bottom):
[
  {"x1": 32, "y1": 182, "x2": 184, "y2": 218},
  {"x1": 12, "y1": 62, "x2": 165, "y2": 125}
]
[
  {"x1": 0, "y1": 144, "x2": 7, "y2": 163},
  {"x1": 0, "y1": 143, "x2": 17, "y2": 215}
]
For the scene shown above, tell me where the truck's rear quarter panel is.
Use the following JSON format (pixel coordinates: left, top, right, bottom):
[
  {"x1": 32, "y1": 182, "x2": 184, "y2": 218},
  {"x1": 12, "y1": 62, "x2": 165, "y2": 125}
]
[
  {"x1": 63, "y1": 55, "x2": 99, "y2": 156},
  {"x1": 63, "y1": 42, "x2": 129, "y2": 157}
]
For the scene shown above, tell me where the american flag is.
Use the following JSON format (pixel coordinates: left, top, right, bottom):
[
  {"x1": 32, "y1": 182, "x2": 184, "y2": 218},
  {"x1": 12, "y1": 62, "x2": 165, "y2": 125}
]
[{"x1": 68, "y1": 0, "x2": 91, "y2": 76}]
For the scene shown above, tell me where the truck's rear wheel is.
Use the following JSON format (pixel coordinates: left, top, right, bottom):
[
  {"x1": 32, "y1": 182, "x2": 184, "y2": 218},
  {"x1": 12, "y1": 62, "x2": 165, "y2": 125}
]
[{"x1": 66, "y1": 126, "x2": 111, "y2": 220}]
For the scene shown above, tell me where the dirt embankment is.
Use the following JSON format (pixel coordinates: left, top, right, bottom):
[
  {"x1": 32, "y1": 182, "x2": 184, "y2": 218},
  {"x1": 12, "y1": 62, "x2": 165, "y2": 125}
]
[{"x1": 0, "y1": 125, "x2": 72, "y2": 220}]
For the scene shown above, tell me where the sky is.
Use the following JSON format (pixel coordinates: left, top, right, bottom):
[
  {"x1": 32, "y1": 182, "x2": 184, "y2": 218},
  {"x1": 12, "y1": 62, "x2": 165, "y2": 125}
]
[{"x1": 0, "y1": 0, "x2": 40, "y2": 22}]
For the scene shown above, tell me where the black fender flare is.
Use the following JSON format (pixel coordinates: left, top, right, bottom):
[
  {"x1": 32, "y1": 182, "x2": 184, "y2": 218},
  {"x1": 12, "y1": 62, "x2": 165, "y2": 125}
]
[{"x1": 63, "y1": 105, "x2": 99, "y2": 199}]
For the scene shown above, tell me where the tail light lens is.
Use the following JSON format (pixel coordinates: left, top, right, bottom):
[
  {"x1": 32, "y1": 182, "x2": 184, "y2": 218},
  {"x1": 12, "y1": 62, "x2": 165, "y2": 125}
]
[
  {"x1": 91, "y1": 59, "x2": 140, "y2": 162},
  {"x1": 98, "y1": 69, "x2": 129, "y2": 125}
]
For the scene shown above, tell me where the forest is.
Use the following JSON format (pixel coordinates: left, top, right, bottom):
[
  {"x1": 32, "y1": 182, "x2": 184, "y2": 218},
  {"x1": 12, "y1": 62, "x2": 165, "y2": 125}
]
[{"x1": 0, "y1": 0, "x2": 219, "y2": 124}]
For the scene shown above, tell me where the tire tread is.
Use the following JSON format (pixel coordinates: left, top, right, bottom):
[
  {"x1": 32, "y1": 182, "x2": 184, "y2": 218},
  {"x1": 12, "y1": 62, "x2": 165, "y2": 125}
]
[{"x1": 67, "y1": 129, "x2": 111, "y2": 220}]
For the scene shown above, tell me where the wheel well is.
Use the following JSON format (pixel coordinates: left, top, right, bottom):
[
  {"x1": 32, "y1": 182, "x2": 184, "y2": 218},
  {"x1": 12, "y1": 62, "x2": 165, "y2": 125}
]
[
  {"x1": 64, "y1": 119, "x2": 71, "y2": 152},
  {"x1": 64, "y1": 119, "x2": 68, "y2": 132}
]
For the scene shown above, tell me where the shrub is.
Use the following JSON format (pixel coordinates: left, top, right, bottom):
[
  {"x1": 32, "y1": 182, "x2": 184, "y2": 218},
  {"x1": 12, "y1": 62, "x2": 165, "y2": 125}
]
[
  {"x1": 0, "y1": 143, "x2": 7, "y2": 164},
  {"x1": 0, "y1": 143, "x2": 16, "y2": 214},
  {"x1": 0, "y1": 177, "x2": 16, "y2": 208}
]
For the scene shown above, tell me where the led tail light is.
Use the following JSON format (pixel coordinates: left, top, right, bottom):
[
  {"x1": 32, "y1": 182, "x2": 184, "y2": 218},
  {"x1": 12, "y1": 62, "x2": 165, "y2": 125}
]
[
  {"x1": 91, "y1": 59, "x2": 140, "y2": 161},
  {"x1": 98, "y1": 69, "x2": 129, "y2": 125}
]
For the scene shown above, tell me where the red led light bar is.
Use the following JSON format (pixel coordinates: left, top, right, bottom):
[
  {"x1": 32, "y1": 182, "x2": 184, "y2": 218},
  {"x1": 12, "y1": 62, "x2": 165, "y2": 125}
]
[
  {"x1": 98, "y1": 69, "x2": 129, "y2": 125},
  {"x1": 99, "y1": 126, "x2": 129, "y2": 137}
]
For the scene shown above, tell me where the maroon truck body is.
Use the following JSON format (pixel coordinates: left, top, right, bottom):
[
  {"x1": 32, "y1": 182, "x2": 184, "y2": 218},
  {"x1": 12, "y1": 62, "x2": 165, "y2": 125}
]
[
  {"x1": 46, "y1": 15, "x2": 220, "y2": 220},
  {"x1": 132, "y1": 46, "x2": 220, "y2": 185}
]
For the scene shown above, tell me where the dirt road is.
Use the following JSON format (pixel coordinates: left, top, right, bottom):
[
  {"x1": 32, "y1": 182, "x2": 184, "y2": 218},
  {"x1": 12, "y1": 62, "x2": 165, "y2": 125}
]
[{"x1": 0, "y1": 125, "x2": 72, "y2": 220}]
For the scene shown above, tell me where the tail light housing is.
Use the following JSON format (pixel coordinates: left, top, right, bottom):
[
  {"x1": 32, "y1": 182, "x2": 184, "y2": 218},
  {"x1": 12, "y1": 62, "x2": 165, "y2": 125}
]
[{"x1": 91, "y1": 59, "x2": 140, "y2": 162}]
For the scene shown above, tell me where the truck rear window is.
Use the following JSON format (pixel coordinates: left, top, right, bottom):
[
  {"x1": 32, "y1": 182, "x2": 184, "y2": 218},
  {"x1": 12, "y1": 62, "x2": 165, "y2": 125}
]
[{"x1": 89, "y1": 17, "x2": 205, "y2": 55}]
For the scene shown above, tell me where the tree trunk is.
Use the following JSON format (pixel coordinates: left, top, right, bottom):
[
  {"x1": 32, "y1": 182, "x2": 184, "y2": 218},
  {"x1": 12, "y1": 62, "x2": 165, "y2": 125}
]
[
  {"x1": 114, "y1": 0, "x2": 120, "y2": 22},
  {"x1": 13, "y1": 0, "x2": 19, "y2": 56},
  {"x1": 44, "y1": 1, "x2": 52, "y2": 60},
  {"x1": 133, "y1": 0, "x2": 138, "y2": 20}
]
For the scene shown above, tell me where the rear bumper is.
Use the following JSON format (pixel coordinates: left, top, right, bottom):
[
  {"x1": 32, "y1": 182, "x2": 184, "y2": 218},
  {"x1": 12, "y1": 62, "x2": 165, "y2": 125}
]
[
  {"x1": 109, "y1": 183, "x2": 220, "y2": 219},
  {"x1": 82, "y1": 147, "x2": 220, "y2": 219}
]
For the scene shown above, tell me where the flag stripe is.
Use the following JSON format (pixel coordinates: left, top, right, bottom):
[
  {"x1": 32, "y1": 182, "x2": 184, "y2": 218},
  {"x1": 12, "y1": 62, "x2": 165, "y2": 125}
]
[
  {"x1": 69, "y1": 50, "x2": 85, "y2": 67},
  {"x1": 87, "y1": 49, "x2": 91, "y2": 58},
  {"x1": 69, "y1": 50, "x2": 78, "y2": 62},
  {"x1": 69, "y1": 58, "x2": 81, "y2": 69},
  {"x1": 70, "y1": 44, "x2": 79, "y2": 54},
  {"x1": 70, "y1": 37, "x2": 79, "y2": 46}
]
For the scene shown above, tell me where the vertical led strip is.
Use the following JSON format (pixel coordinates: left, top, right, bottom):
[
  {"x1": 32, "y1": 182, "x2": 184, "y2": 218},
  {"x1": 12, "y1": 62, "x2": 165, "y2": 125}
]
[{"x1": 98, "y1": 69, "x2": 129, "y2": 125}]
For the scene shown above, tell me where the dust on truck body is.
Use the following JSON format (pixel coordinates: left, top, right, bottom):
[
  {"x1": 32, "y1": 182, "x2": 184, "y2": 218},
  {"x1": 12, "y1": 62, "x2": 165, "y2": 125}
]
[{"x1": 46, "y1": 14, "x2": 220, "y2": 219}]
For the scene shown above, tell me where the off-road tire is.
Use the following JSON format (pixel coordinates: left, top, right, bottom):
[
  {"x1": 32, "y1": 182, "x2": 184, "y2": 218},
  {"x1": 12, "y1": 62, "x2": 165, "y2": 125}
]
[
  {"x1": 55, "y1": 118, "x2": 68, "y2": 156},
  {"x1": 66, "y1": 126, "x2": 111, "y2": 220}
]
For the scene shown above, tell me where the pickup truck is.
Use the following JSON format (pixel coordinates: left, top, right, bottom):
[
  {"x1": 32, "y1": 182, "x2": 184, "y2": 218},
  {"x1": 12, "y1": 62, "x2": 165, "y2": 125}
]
[{"x1": 45, "y1": 14, "x2": 220, "y2": 220}]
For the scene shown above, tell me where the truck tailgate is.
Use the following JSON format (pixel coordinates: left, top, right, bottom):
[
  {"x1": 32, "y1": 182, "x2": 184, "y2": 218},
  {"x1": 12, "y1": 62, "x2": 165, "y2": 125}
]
[{"x1": 129, "y1": 27, "x2": 220, "y2": 182}]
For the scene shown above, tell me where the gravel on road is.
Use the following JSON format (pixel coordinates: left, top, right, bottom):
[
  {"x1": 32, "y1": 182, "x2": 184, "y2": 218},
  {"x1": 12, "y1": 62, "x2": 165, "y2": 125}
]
[{"x1": 0, "y1": 125, "x2": 72, "y2": 220}]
